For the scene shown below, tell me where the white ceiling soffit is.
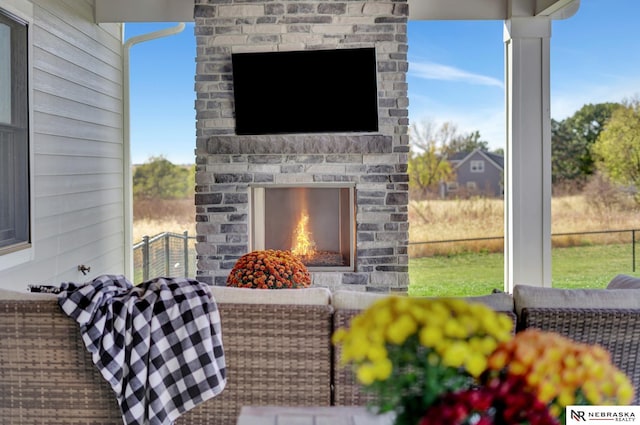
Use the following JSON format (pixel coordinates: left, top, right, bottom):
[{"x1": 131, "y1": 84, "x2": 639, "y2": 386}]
[
  {"x1": 409, "y1": 0, "x2": 508, "y2": 21},
  {"x1": 95, "y1": 0, "x2": 194, "y2": 23},
  {"x1": 93, "y1": 0, "x2": 579, "y2": 23},
  {"x1": 536, "y1": 0, "x2": 581, "y2": 19}
]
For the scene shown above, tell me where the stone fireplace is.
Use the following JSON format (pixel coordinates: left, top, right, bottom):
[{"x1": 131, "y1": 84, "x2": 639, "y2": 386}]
[
  {"x1": 250, "y1": 184, "x2": 355, "y2": 271},
  {"x1": 193, "y1": 0, "x2": 410, "y2": 291}
]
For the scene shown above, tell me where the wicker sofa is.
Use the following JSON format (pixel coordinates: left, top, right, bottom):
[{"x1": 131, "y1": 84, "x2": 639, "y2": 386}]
[
  {"x1": 0, "y1": 287, "x2": 335, "y2": 425},
  {"x1": 1, "y1": 277, "x2": 640, "y2": 425}
]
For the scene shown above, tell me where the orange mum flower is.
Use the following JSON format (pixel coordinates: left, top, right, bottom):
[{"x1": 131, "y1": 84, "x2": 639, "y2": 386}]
[
  {"x1": 485, "y1": 329, "x2": 634, "y2": 414},
  {"x1": 226, "y1": 250, "x2": 311, "y2": 289}
]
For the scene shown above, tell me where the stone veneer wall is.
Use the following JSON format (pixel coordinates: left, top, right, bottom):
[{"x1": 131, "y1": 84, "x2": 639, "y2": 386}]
[{"x1": 193, "y1": 0, "x2": 410, "y2": 291}]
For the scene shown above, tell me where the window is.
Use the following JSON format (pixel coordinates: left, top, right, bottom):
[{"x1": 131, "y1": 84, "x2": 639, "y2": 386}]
[
  {"x1": 446, "y1": 182, "x2": 458, "y2": 191},
  {"x1": 0, "y1": 8, "x2": 29, "y2": 255},
  {"x1": 466, "y1": 181, "x2": 477, "y2": 191},
  {"x1": 470, "y1": 160, "x2": 484, "y2": 173}
]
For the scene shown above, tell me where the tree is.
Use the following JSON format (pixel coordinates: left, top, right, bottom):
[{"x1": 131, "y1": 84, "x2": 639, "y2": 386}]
[
  {"x1": 492, "y1": 147, "x2": 504, "y2": 156},
  {"x1": 410, "y1": 120, "x2": 459, "y2": 153},
  {"x1": 408, "y1": 120, "x2": 456, "y2": 197},
  {"x1": 448, "y1": 130, "x2": 490, "y2": 154},
  {"x1": 592, "y1": 99, "x2": 640, "y2": 204},
  {"x1": 133, "y1": 156, "x2": 194, "y2": 200},
  {"x1": 551, "y1": 102, "x2": 620, "y2": 187}
]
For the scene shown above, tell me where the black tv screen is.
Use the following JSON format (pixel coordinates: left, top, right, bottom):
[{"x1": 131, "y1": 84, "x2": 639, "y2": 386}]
[{"x1": 231, "y1": 47, "x2": 379, "y2": 135}]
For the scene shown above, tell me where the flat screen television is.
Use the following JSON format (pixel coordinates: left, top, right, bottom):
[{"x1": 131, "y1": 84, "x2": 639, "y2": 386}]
[{"x1": 231, "y1": 47, "x2": 379, "y2": 135}]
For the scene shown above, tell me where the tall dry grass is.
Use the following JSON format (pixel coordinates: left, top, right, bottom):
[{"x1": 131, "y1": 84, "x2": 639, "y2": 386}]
[
  {"x1": 133, "y1": 195, "x2": 639, "y2": 258},
  {"x1": 409, "y1": 195, "x2": 640, "y2": 257},
  {"x1": 133, "y1": 199, "x2": 196, "y2": 242}
]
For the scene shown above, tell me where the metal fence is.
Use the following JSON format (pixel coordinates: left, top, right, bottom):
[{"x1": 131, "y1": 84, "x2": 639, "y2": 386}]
[
  {"x1": 133, "y1": 229, "x2": 638, "y2": 284},
  {"x1": 133, "y1": 231, "x2": 197, "y2": 284},
  {"x1": 409, "y1": 229, "x2": 639, "y2": 272}
]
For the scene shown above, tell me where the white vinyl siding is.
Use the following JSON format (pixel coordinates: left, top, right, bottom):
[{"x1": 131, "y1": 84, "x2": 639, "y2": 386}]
[{"x1": 0, "y1": 0, "x2": 125, "y2": 289}]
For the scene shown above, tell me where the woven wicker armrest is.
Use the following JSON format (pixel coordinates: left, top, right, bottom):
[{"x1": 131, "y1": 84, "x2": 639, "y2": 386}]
[
  {"x1": 519, "y1": 307, "x2": 640, "y2": 404},
  {"x1": 332, "y1": 308, "x2": 378, "y2": 407},
  {"x1": 0, "y1": 299, "x2": 122, "y2": 425},
  {"x1": 178, "y1": 302, "x2": 334, "y2": 425}
]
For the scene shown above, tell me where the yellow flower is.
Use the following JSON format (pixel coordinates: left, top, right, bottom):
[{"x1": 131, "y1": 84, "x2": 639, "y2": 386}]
[
  {"x1": 549, "y1": 404, "x2": 562, "y2": 419},
  {"x1": 616, "y1": 378, "x2": 635, "y2": 404},
  {"x1": 600, "y1": 381, "x2": 615, "y2": 397},
  {"x1": 509, "y1": 359, "x2": 529, "y2": 376},
  {"x1": 445, "y1": 298, "x2": 468, "y2": 313},
  {"x1": 332, "y1": 328, "x2": 347, "y2": 345},
  {"x1": 372, "y1": 358, "x2": 393, "y2": 380},
  {"x1": 342, "y1": 335, "x2": 369, "y2": 362},
  {"x1": 373, "y1": 306, "x2": 394, "y2": 327},
  {"x1": 465, "y1": 352, "x2": 487, "y2": 378},
  {"x1": 459, "y1": 315, "x2": 479, "y2": 335},
  {"x1": 564, "y1": 353, "x2": 578, "y2": 368},
  {"x1": 419, "y1": 325, "x2": 443, "y2": 348},
  {"x1": 368, "y1": 329, "x2": 385, "y2": 345},
  {"x1": 487, "y1": 348, "x2": 509, "y2": 370},
  {"x1": 427, "y1": 302, "x2": 451, "y2": 324},
  {"x1": 367, "y1": 344, "x2": 387, "y2": 362},
  {"x1": 443, "y1": 320, "x2": 467, "y2": 339},
  {"x1": 408, "y1": 305, "x2": 429, "y2": 324},
  {"x1": 386, "y1": 313, "x2": 417, "y2": 345},
  {"x1": 582, "y1": 381, "x2": 601, "y2": 404},
  {"x1": 356, "y1": 364, "x2": 376, "y2": 386},
  {"x1": 590, "y1": 362, "x2": 606, "y2": 380},
  {"x1": 561, "y1": 368, "x2": 579, "y2": 386},
  {"x1": 392, "y1": 296, "x2": 412, "y2": 313},
  {"x1": 350, "y1": 313, "x2": 367, "y2": 330},
  {"x1": 441, "y1": 341, "x2": 471, "y2": 369},
  {"x1": 557, "y1": 389, "x2": 575, "y2": 407},
  {"x1": 541, "y1": 346, "x2": 563, "y2": 364}
]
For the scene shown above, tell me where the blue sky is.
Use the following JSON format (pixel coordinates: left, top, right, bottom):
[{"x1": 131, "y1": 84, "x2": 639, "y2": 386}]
[{"x1": 126, "y1": 0, "x2": 640, "y2": 164}]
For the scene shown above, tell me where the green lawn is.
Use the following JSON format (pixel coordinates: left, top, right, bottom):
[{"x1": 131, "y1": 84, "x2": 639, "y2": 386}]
[{"x1": 408, "y1": 243, "x2": 639, "y2": 296}]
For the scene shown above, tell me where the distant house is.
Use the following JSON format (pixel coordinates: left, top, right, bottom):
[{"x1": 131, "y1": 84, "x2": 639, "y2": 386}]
[{"x1": 442, "y1": 149, "x2": 504, "y2": 198}]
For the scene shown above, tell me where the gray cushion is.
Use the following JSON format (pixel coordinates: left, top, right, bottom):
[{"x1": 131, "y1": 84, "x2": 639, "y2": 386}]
[
  {"x1": 332, "y1": 290, "x2": 514, "y2": 312},
  {"x1": 464, "y1": 292, "x2": 514, "y2": 312},
  {"x1": 331, "y1": 290, "x2": 387, "y2": 310},
  {"x1": 607, "y1": 274, "x2": 640, "y2": 289},
  {"x1": 513, "y1": 284, "x2": 640, "y2": 316},
  {"x1": 208, "y1": 286, "x2": 332, "y2": 305},
  {"x1": 0, "y1": 288, "x2": 57, "y2": 301}
]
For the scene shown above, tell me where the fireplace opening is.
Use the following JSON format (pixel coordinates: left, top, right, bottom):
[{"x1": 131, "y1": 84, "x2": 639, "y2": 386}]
[{"x1": 250, "y1": 184, "x2": 355, "y2": 271}]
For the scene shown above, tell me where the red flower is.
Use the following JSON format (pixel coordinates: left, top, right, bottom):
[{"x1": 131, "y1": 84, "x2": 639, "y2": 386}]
[{"x1": 419, "y1": 375, "x2": 559, "y2": 425}]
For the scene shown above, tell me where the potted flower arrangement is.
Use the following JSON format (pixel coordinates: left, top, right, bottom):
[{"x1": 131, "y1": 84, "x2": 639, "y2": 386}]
[
  {"x1": 332, "y1": 296, "x2": 634, "y2": 425},
  {"x1": 226, "y1": 249, "x2": 311, "y2": 289}
]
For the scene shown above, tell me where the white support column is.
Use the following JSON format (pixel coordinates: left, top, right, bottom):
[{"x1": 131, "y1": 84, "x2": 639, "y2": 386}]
[{"x1": 503, "y1": 17, "x2": 552, "y2": 292}]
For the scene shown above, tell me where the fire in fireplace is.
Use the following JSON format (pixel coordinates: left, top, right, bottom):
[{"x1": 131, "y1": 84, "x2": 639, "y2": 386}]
[{"x1": 250, "y1": 184, "x2": 355, "y2": 271}]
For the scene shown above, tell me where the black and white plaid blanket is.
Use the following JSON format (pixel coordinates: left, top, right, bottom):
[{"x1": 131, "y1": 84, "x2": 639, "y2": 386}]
[{"x1": 58, "y1": 275, "x2": 226, "y2": 425}]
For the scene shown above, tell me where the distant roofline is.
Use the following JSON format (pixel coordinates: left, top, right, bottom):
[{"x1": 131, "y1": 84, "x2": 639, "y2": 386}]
[{"x1": 452, "y1": 149, "x2": 503, "y2": 171}]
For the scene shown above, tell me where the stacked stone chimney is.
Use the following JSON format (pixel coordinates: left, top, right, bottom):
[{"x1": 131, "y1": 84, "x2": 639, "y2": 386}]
[{"x1": 193, "y1": 0, "x2": 410, "y2": 292}]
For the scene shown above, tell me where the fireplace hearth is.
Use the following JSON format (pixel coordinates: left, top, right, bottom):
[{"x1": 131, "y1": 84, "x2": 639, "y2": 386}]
[{"x1": 251, "y1": 185, "x2": 355, "y2": 272}]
